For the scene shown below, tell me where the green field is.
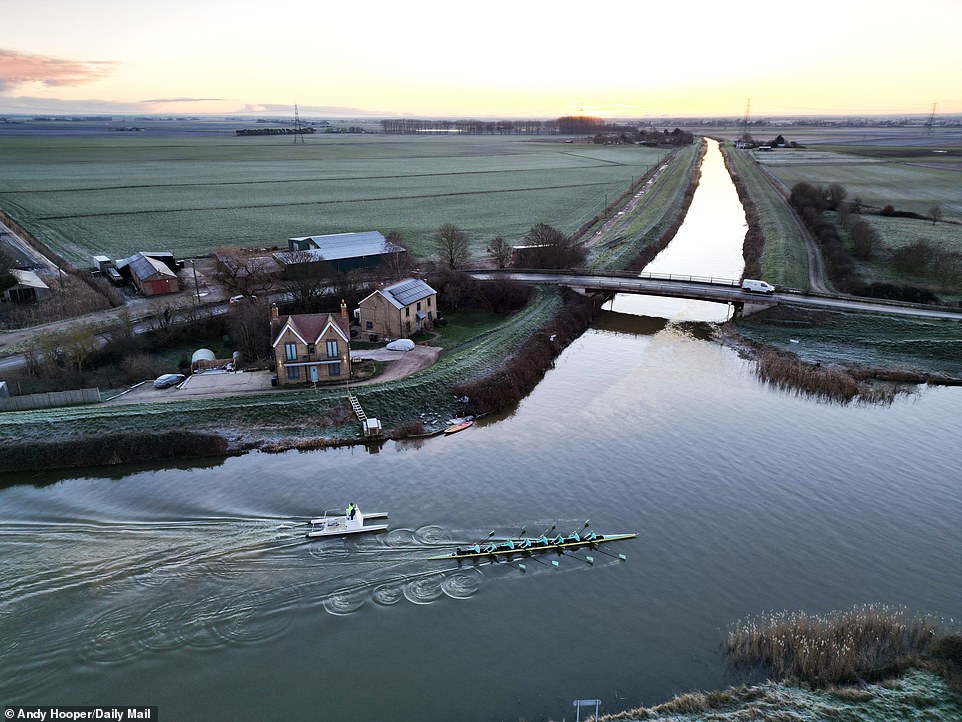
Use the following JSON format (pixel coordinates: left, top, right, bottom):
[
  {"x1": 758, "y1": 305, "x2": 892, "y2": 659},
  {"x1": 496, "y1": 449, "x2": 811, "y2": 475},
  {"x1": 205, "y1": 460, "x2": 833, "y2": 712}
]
[
  {"x1": 748, "y1": 145, "x2": 962, "y2": 219},
  {"x1": 0, "y1": 130, "x2": 667, "y2": 265}
]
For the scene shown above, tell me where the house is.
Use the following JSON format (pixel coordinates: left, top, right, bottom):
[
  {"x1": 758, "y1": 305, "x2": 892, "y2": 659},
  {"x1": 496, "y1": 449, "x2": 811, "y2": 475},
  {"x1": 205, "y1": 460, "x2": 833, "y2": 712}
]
[
  {"x1": 115, "y1": 252, "x2": 180, "y2": 296},
  {"x1": 1, "y1": 269, "x2": 51, "y2": 304},
  {"x1": 357, "y1": 277, "x2": 437, "y2": 341},
  {"x1": 270, "y1": 302, "x2": 351, "y2": 386},
  {"x1": 275, "y1": 231, "x2": 404, "y2": 278}
]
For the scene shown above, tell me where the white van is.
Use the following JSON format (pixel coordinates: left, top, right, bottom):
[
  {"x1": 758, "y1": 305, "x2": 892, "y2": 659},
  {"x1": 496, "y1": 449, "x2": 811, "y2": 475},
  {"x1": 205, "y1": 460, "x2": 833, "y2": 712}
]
[{"x1": 741, "y1": 279, "x2": 775, "y2": 294}]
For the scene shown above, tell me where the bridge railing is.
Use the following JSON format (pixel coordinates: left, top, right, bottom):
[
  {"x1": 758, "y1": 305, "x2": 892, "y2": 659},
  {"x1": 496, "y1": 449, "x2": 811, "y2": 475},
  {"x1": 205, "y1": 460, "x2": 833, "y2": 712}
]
[{"x1": 465, "y1": 267, "x2": 741, "y2": 287}]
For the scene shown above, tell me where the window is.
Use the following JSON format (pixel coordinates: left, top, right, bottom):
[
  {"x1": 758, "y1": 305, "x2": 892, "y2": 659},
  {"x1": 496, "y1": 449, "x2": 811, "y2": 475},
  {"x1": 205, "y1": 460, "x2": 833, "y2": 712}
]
[
  {"x1": 427, "y1": 297, "x2": 432, "y2": 307},
  {"x1": 328, "y1": 363, "x2": 340, "y2": 377},
  {"x1": 307, "y1": 343, "x2": 316, "y2": 355},
  {"x1": 284, "y1": 342, "x2": 298, "y2": 362},
  {"x1": 405, "y1": 307, "x2": 410, "y2": 317},
  {"x1": 405, "y1": 321, "x2": 411, "y2": 334},
  {"x1": 286, "y1": 366, "x2": 300, "y2": 380},
  {"x1": 416, "y1": 301, "x2": 421, "y2": 311},
  {"x1": 326, "y1": 340, "x2": 338, "y2": 358},
  {"x1": 365, "y1": 321, "x2": 373, "y2": 330}
]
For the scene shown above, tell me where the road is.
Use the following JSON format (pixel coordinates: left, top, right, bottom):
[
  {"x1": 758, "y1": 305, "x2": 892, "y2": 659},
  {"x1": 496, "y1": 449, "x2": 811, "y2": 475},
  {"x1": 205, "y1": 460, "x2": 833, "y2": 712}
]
[{"x1": 466, "y1": 270, "x2": 962, "y2": 322}]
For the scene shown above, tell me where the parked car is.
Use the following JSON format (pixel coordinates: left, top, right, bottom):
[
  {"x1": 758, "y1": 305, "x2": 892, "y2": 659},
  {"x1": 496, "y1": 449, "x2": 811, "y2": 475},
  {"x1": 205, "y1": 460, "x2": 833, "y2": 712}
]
[
  {"x1": 153, "y1": 373, "x2": 186, "y2": 389},
  {"x1": 229, "y1": 294, "x2": 257, "y2": 304}
]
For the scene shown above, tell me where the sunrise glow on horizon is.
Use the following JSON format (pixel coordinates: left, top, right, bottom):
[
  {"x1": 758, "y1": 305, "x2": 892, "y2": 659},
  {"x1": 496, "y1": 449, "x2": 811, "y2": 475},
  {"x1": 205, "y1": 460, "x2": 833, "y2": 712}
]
[{"x1": 2, "y1": 0, "x2": 960, "y2": 119}]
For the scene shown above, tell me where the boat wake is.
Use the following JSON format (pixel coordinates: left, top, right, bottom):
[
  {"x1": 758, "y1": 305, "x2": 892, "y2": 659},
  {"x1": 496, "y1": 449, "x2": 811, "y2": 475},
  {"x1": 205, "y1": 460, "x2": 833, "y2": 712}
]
[{"x1": 0, "y1": 517, "x2": 626, "y2": 697}]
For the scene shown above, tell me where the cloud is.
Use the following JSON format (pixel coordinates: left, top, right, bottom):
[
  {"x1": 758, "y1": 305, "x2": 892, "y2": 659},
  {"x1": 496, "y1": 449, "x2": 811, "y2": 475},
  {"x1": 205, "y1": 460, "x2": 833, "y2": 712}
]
[
  {"x1": 141, "y1": 97, "x2": 226, "y2": 104},
  {"x1": 0, "y1": 48, "x2": 117, "y2": 92}
]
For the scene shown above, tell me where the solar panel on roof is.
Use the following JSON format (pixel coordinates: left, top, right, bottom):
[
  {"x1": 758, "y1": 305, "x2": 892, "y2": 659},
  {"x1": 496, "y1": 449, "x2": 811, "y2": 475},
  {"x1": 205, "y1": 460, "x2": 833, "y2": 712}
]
[{"x1": 386, "y1": 278, "x2": 435, "y2": 306}]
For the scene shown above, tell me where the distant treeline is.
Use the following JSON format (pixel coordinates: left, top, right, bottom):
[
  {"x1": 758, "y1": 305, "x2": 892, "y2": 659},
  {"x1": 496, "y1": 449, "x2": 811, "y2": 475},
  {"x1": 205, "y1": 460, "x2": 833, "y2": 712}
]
[
  {"x1": 380, "y1": 119, "x2": 560, "y2": 134},
  {"x1": 235, "y1": 127, "x2": 316, "y2": 136}
]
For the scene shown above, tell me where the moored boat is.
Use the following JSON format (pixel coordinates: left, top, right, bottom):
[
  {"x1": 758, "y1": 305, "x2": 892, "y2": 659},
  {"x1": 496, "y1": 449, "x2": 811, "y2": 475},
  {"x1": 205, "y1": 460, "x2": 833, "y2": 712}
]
[{"x1": 443, "y1": 420, "x2": 473, "y2": 435}]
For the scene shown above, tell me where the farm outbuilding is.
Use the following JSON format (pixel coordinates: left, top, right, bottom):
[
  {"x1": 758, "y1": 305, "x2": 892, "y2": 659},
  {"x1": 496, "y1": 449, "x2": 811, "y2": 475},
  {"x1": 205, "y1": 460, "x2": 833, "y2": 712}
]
[
  {"x1": 116, "y1": 252, "x2": 180, "y2": 296},
  {"x1": 1, "y1": 269, "x2": 51, "y2": 304},
  {"x1": 276, "y1": 231, "x2": 404, "y2": 278}
]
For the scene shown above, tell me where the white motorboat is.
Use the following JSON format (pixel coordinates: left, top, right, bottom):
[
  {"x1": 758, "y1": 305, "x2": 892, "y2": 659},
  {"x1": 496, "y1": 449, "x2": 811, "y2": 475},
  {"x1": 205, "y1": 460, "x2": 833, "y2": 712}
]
[{"x1": 306, "y1": 506, "x2": 389, "y2": 538}]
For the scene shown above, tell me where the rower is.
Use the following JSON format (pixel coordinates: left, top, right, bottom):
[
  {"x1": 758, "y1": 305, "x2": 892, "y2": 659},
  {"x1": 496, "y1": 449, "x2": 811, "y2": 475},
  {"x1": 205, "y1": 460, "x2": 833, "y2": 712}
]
[
  {"x1": 519, "y1": 538, "x2": 532, "y2": 549},
  {"x1": 483, "y1": 542, "x2": 498, "y2": 553},
  {"x1": 585, "y1": 531, "x2": 598, "y2": 542},
  {"x1": 568, "y1": 531, "x2": 581, "y2": 543},
  {"x1": 536, "y1": 535, "x2": 549, "y2": 546},
  {"x1": 470, "y1": 544, "x2": 482, "y2": 554},
  {"x1": 500, "y1": 539, "x2": 515, "y2": 550},
  {"x1": 552, "y1": 534, "x2": 565, "y2": 545}
]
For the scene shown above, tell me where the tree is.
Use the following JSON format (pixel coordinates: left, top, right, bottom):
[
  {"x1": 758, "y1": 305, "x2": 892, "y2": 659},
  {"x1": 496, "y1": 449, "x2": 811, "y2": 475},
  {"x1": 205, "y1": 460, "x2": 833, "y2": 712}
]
[
  {"x1": 827, "y1": 183, "x2": 848, "y2": 212},
  {"x1": 435, "y1": 224, "x2": 470, "y2": 269},
  {"x1": 381, "y1": 230, "x2": 411, "y2": 279},
  {"x1": 517, "y1": 224, "x2": 586, "y2": 269},
  {"x1": 486, "y1": 236, "x2": 512, "y2": 269},
  {"x1": 213, "y1": 247, "x2": 278, "y2": 296},
  {"x1": 229, "y1": 300, "x2": 270, "y2": 364},
  {"x1": 850, "y1": 219, "x2": 880, "y2": 260},
  {"x1": 929, "y1": 205, "x2": 943, "y2": 225}
]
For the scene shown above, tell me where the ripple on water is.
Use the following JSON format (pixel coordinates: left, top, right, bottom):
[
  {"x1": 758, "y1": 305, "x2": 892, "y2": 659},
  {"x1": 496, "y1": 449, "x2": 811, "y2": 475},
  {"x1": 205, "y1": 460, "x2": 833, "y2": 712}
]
[
  {"x1": 372, "y1": 584, "x2": 405, "y2": 606},
  {"x1": 441, "y1": 572, "x2": 481, "y2": 600},
  {"x1": 403, "y1": 576, "x2": 444, "y2": 605},
  {"x1": 384, "y1": 529, "x2": 415, "y2": 547},
  {"x1": 414, "y1": 525, "x2": 450, "y2": 544},
  {"x1": 322, "y1": 578, "x2": 369, "y2": 615},
  {"x1": 210, "y1": 590, "x2": 291, "y2": 645}
]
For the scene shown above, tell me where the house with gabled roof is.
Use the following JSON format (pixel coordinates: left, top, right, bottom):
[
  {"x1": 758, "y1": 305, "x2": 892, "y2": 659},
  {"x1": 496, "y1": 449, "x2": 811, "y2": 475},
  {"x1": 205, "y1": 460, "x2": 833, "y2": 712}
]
[
  {"x1": 270, "y1": 302, "x2": 351, "y2": 386},
  {"x1": 357, "y1": 277, "x2": 437, "y2": 341}
]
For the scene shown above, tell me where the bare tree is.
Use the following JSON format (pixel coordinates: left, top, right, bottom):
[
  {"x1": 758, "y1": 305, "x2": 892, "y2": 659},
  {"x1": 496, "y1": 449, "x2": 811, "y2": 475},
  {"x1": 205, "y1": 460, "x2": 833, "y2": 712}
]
[
  {"x1": 435, "y1": 224, "x2": 471, "y2": 269},
  {"x1": 381, "y1": 230, "x2": 412, "y2": 279},
  {"x1": 929, "y1": 205, "x2": 943, "y2": 225},
  {"x1": 486, "y1": 236, "x2": 512, "y2": 269},
  {"x1": 230, "y1": 301, "x2": 270, "y2": 364},
  {"x1": 214, "y1": 247, "x2": 279, "y2": 296}
]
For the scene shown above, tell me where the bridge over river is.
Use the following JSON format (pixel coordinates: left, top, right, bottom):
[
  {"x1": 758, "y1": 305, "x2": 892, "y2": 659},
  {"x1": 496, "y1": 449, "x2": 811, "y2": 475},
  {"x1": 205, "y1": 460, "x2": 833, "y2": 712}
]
[{"x1": 466, "y1": 269, "x2": 962, "y2": 322}]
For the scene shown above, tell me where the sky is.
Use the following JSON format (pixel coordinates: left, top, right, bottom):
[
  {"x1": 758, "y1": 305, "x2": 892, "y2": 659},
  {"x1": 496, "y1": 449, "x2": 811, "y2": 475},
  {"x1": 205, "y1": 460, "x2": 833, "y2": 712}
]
[{"x1": 2, "y1": 0, "x2": 960, "y2": 119}]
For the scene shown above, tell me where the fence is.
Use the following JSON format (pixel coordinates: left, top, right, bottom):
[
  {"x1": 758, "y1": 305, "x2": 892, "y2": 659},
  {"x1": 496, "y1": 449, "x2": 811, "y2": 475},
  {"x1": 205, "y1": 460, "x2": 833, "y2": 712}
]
[{"x1": 0, "y1": 387, "x2": 101, "y2": 412}]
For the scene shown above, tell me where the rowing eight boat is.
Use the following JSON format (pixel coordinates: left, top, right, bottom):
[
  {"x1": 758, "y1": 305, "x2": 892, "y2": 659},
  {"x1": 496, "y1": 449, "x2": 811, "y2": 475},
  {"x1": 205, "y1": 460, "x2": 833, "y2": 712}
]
[{"x1": 427, "y1": 533, "x2": 636, "y2": 560}]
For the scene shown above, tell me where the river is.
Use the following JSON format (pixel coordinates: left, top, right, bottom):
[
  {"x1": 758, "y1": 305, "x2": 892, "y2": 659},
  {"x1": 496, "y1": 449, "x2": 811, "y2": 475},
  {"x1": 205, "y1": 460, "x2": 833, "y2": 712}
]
[{"x1": 2, "y1": 141, "x2": 960, "y2": 721}]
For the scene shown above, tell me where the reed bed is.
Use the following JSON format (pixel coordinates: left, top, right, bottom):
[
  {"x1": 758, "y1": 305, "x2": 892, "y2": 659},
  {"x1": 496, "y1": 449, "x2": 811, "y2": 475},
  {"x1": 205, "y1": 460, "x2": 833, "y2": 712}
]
[{"x1": 725, "y1": 605, "x2": 940, "y2": 686}]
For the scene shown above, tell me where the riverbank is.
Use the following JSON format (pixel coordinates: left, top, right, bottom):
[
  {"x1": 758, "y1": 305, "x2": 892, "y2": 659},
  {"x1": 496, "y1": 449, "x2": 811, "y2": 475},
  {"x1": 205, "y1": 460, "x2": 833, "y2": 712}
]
[{"x1": 0, "y1": 287, "x2": 605, "y2": 474}]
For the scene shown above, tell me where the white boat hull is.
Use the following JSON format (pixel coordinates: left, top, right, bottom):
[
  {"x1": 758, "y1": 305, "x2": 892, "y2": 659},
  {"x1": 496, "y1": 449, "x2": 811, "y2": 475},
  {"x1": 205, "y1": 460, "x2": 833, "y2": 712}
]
[{"x1": 305, "y1": 509, "x2": 389, "y2": 538}]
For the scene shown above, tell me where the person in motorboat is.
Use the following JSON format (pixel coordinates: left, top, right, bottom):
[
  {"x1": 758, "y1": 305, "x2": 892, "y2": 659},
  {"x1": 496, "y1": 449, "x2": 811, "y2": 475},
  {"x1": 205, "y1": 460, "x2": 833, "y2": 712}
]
[{"x1": 347, "y1": 503, "x2": 358, "y2": 520}]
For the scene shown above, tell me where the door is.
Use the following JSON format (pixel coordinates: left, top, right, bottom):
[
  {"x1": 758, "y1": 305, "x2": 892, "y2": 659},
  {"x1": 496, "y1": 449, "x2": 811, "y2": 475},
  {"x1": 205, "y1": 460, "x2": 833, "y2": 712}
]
[{"x1": 309, "y1": 366, "x2": 319, "y2": 383}]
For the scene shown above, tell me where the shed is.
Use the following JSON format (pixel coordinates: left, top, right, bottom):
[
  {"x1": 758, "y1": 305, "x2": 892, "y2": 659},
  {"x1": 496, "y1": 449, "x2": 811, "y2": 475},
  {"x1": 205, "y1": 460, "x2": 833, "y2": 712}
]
[
  {"x1": 116, "y1": 252, "x2": 180, "y2": 296},
  {"x1": 1, "y1": 269, "x2": 51, "y2": 304}
]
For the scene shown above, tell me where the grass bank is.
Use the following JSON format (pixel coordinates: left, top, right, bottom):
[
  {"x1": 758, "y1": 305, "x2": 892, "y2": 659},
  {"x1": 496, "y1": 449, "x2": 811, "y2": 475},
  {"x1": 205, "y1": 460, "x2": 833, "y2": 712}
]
[
  {"x1": 0, "y1": 288, "x2": 564, "y2": 472},
  {"x1": 718, "y1": 142, "x2": 809, "y2": 289}
]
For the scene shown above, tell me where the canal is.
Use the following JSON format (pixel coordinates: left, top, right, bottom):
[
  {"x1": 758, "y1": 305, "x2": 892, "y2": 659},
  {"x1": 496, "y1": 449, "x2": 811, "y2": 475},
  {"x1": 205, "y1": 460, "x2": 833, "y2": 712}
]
[{"x1": 1, "y1": 141, "x2": 959, "y2": 721}]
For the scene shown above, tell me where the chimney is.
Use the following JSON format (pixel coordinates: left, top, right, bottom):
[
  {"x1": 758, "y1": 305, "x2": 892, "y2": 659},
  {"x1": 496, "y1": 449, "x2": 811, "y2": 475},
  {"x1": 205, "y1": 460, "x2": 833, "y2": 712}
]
[
  {"x1": 340, "y1": 299, "x2": 349, "y2": 332},
  {"x1": 271, "y1": 303, "x2": 279, "y2": 320}
]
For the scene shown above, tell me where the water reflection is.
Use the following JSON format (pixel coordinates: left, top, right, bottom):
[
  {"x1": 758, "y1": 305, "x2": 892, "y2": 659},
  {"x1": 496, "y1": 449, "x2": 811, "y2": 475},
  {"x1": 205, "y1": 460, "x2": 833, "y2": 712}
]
[{"x1": 613, "y1": 137, "x2": 746, "y2": 323}]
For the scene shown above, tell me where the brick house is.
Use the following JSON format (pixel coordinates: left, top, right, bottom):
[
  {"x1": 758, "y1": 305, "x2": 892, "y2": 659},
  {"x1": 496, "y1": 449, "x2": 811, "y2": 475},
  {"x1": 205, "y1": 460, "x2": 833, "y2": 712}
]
[
  {"x1": 357, "y1": 278, "x2": 437, "y2": 342},
  {"x1": 270, "y1": 302, "x2": 351, "y2": 386}
]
